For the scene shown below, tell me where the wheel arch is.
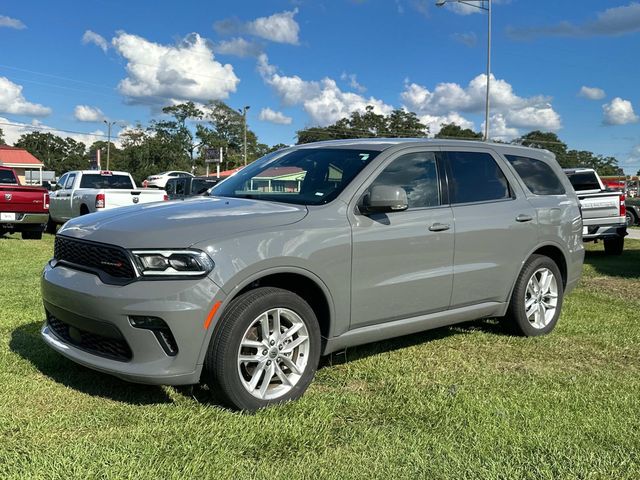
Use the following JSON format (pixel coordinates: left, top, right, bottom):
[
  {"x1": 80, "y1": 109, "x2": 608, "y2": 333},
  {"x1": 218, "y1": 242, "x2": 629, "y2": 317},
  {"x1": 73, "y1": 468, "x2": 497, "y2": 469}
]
[
  {"x1": 202, "y1": 266, "x2": 336, "y2": 363},
  {"x1": 503, "y1": 242, "x2": 568, "y2": 316}
]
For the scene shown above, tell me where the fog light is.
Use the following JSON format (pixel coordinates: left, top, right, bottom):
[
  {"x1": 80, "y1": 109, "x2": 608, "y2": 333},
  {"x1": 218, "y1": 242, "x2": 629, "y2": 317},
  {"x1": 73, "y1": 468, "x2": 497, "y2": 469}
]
[{"x1": 129, "y1": 316, "x2": 178, "y2": 356}]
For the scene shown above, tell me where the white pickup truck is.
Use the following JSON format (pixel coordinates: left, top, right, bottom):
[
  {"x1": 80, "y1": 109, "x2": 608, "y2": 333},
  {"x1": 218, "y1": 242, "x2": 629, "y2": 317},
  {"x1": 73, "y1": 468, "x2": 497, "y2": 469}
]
[
  {"x1": 563, "y1": 168, "x2": 627, "y2": 255},
  {"x1": 47, "y1": 170, "x2": 167, "y2": 232}
]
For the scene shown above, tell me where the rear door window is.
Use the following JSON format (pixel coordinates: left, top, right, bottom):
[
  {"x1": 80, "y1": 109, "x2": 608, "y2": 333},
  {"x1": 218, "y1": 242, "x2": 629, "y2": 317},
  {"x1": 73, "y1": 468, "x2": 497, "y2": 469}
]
[
  {"x1": 446, "y1": 151, "x2": 511, "y2": 204},
  {"x1": 505, "y1": 155, "x2": 566, "y2": 195}
]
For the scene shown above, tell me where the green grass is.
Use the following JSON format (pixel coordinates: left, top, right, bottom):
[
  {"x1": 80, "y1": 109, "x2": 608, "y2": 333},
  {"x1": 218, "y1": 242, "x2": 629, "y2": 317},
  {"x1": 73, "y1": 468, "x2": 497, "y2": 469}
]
[{"x1": 1, "y1": 233, "x2": 639, "y2": 479}]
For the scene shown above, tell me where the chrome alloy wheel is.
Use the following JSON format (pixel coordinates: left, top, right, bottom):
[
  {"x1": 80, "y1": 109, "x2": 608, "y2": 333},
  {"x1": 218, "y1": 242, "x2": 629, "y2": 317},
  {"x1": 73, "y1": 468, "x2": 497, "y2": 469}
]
[
  {"x1": 237, "y1": 308, "x2": 310, "y2": 400},
  {"x1": 524, "y1": 268, "x2": 559, "y2": 329}
]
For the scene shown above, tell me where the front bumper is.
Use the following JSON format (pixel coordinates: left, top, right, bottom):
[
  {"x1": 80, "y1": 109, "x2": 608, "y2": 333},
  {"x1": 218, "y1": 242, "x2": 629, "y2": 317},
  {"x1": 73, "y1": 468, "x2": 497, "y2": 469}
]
[{"x1": 41, "y1": 262, "x2": 225, "y2": 385}]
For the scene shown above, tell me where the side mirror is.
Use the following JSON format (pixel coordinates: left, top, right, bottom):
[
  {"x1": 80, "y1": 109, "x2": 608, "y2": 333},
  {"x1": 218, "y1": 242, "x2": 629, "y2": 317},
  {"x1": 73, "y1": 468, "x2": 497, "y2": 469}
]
[{"x1": 360, "y1": 185, "x2": 409, "y2": 214}]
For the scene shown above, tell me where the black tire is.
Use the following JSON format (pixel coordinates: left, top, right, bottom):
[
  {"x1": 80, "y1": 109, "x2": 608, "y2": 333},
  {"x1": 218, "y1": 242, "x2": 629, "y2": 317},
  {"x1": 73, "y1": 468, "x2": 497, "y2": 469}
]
[
  {"x1": 202, "y1": 287, "x2": 321, "y2": 411},
  {"x1": 604, "y1": 236, "x2": 624, "y2": 255},
  {"x1": 625, "y1": 210, "x2": 637, "y2": 227},
  {"x1": 45, "y1": 216, "x2": 57, "y2": 234},
  {"x1": 505, "y1": 254, "x2": 564, "y2": 337},
  {"x1": 80, "y1": 205, "x2": 89, "y2": 216},
  {"x1": 21, "y1": 230, "x2": 43, "y2": 240}
]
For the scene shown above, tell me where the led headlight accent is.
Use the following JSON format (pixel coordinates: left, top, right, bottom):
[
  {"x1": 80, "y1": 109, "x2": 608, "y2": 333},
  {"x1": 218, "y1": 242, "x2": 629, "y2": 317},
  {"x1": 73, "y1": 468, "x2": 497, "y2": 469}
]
[{"x1": 131, "y1": 250, "x2": 214, "y2": 276}]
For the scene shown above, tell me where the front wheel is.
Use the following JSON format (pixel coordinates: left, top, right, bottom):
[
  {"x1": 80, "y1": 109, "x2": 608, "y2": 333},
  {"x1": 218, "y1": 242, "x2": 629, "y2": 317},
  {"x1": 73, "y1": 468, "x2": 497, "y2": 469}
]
[
  {"x1": 604, "y1": 236, "x2": 624, "y2": 256},
  {"x1": 202, "y1": 287, "x2": 321, "y2": 411},
  {"x1": 506, "y1": 255, "x2": 564, "y2": 337}
]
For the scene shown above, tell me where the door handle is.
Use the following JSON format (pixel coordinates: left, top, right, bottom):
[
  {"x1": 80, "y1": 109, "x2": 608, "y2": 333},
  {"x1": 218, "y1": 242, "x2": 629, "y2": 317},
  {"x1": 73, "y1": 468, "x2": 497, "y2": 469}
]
[
  {"x1": 429, "y1": 223, "x2": 450, "y2": 232},
  {"x1": 516, "y1": 214, "x2": 533, "y2": 222}
]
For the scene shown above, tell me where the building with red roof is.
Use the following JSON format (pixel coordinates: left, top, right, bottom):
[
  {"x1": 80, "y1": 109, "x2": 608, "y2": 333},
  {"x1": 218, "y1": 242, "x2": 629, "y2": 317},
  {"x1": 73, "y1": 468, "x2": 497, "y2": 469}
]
[{"x1": 0, "y1": 145, "x2": 44, "y2": 184}]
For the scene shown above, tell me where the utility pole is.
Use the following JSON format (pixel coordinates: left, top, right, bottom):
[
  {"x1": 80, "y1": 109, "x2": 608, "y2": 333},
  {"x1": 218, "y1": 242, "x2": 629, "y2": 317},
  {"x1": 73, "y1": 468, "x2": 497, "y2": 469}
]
[
  {"x1": 239, "y1": 106, "x2": 250, "y2": 166},
  {"x1": 103, "y1": 120, "x2": 117, "y2": 170}
]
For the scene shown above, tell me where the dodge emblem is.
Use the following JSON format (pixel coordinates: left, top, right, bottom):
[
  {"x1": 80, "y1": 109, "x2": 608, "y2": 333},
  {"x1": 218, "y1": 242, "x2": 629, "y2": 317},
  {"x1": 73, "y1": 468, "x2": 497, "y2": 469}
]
[
  {"x1": 133, "y1": 197, "x2": 139, "y2": 204},
  {"x1": 4, "y1": 193, "x2": 11, "y2": 201}
]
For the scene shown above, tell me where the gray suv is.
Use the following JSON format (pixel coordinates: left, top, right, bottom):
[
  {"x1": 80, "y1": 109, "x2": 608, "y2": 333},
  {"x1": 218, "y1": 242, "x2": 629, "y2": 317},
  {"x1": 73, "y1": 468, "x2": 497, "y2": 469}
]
[{"x1": 41, "y1": 139, "x2": 584, "y2": 410}]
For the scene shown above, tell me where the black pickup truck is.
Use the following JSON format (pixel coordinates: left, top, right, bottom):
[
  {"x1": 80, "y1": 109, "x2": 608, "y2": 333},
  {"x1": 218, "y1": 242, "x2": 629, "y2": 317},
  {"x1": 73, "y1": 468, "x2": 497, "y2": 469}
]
[
  {"x1": 165, "y1": 176, "x2": 219, "y2": 200},
  {"x1": 625, "y1": 197, "x2": 640, "y2": 226}
]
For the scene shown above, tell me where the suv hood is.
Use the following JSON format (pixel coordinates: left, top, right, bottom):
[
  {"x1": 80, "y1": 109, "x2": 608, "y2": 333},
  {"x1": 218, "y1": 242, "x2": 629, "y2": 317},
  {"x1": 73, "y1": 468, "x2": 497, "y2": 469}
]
[{"x1": 58, "y1": 196, "x2": 308, "y2": 248}]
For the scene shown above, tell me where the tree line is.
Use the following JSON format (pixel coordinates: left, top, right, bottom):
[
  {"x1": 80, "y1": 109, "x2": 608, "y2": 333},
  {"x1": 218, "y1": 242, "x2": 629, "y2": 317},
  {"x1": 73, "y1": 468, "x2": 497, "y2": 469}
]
[{"x1": 0, "y1": 102, "x2": 627, "y2": 182}]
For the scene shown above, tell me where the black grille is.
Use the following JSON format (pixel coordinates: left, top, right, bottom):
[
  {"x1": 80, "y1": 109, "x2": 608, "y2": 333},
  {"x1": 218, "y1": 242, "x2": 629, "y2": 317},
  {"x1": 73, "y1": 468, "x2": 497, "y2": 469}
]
[
  {"x1": 47, "y1": 314, "x2": 133, "y2": 362},
  {"x1": 54, "y1": 236, "x2": 136, "y2": 280}
]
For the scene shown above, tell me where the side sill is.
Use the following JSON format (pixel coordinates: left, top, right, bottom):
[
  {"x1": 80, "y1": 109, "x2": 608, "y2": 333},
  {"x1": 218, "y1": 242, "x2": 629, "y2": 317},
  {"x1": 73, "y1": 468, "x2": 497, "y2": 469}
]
[{"x1": 323, "y1": 302, "x2": 505, "y2": 355}]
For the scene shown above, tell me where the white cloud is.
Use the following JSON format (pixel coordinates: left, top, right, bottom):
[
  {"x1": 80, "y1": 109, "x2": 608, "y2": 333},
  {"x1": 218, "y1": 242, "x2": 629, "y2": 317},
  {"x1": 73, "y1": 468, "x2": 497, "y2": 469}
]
[
  {"x1": 0, "y1": 116, "x2": 105, "y2": 147},
  {"x1": 401, "y1": 73, "x2": 561, "y2": 139},
  {"x1": 74, "y1": 105, "x2": 105, "y2": 122},
  {"x1": 419, "y1": 112, "x2": 475, "y2": 136},
  {"x1": 214, "y1": 9, "x2": 300, "y2": 45},
  {"x1": 509, "y1": 2, "x2": 640, "y2": 40},
  {"x1": 112, "y1": 32, "x2": 239, "y2": 104},
  {"x1": 259, "y1": 107, "x2": 292, "y2": 125},
  {"x1": 340, "y1": 72, "x2": 366, "y2": 93},
  {"x1": 0, "y1": 77, "x2": 51, "y2": 116},
  {"x1": 623, "y1": 145, "x2": 640, "y2": 170},
  {"x1": 82, "y1": 30, "x2": 108, "y2": 52},
  {"x1": 602, "y1": 97, "x2": 639, "y2": 125},
  {"x1": 0, "y1": 15, "x2": 25, "y2": 29},
  {"x1": 213, "y1": 37, "x2": 262, "y2": 57},
  {"x1": 484, "y1": 114, "x2": 519, "y2": 141},
  {"x1": 578, "y1": 86, "x2": 606, "y2": 100},
  {"x1": 248, "y1": 9, "x2": 300, "y2": 44},
  {"x1": 258, "y1": 54, "x2": 393, "y2": 126}
]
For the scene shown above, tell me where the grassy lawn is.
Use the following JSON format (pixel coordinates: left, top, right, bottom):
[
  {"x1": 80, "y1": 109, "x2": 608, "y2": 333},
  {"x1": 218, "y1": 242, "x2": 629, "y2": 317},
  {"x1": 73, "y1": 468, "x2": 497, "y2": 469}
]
[{"x1": 1, "y1": 233, "x2": 639, "y2": 479}]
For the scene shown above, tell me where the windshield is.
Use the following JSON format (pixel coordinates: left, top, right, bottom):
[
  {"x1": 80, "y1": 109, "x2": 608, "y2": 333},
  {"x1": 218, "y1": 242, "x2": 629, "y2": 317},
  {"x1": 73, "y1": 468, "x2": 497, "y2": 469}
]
[
  {"x1": 566, "y1": 172, "x2": 600, "y2": 191},
  {"x1": 212, "y1": 147, "x2": 380, "y2": 205},
  {"x1": 80, "y1": 174, "x2": 135, "y2": 189}
]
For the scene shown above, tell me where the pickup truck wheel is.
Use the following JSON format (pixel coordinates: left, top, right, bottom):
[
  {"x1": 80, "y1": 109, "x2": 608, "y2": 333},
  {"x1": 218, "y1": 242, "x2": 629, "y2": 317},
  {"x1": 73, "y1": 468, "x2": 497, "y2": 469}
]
[
  {"x1": 45, "y1": 216, "x2": 57, "y2": 234},
  {"x1": 80, "y1": 205, "x2": 90, "y2": 216},
  {"x1": 21, "y1": 230, "x2": 43, "y2": 240},
  {"x1": 604, "y1": 236, "x2": 624, "y2": 255},
  {"x1": 506, "y1": 254, "x2": 564, "y2": 337},
  {"x1": 625, "y1": 210, "x2": 637, "y2": 227},
  {"x1": 202, "y1": 287, "x2": 321, "y2": 411}
]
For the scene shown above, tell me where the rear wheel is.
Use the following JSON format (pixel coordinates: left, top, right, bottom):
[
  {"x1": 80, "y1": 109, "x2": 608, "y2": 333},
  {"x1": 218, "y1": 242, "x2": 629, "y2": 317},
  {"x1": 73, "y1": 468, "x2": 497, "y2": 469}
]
[
  {"x1": 45, "y1": 215, "x2": 57, "y2": 234},
  {"x1": 22, "y1": 230, "x2": 43, "y2": 240},
  {"x1": 202, "y1": 287, "x2": 321, "y2": 411},
  {"x1": 604, "y1": 236, "x2": 624, "y2": 255},
  {"x1": 506, "y1": 254, "x2": 564, "y2": 337},
  {"x1": 625, "y1": 210, "x2": 637, "y2": 226}
]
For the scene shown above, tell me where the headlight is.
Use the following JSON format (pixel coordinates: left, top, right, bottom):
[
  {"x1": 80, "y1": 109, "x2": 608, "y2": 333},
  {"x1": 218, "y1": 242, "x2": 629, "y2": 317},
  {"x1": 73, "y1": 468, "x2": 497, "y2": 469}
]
[{"x1": 131, "y1": 249, "x2": 214, "y2": 277}]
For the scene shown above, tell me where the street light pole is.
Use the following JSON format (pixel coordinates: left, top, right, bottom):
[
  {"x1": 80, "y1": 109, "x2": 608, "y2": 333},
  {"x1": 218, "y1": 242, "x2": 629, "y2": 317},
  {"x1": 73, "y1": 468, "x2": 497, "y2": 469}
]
[
  {"x1": 239, "y1": 106, "x2": 250, "y2": 166},
  {"x1": 436, "y1": 0, "x2": 492, "y2": 141},
  {"x1": 103, "y1": 120, "x2": 117, "y2": 170}
]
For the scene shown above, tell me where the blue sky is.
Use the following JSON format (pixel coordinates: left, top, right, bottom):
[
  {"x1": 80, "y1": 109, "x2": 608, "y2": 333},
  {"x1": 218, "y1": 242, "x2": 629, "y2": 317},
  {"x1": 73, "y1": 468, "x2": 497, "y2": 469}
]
[{"x1": 1, "y1": 0, "x2": 639, "y2": 172}]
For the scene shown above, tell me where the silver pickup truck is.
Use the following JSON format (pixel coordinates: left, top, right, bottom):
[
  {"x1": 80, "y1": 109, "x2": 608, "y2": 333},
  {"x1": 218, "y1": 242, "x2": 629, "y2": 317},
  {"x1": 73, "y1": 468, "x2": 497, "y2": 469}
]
[
  {"x1": 564, "y1": 168, "x2": 627, "y2": 255},
  {"x1": 47, "y1": 170, "x2": 167, "y2": 232}
]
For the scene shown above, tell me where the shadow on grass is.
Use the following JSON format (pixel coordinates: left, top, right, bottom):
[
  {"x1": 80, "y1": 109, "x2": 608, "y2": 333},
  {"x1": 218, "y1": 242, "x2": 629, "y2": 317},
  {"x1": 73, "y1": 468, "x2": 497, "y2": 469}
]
[
  {"x1": 321, "y1": 317, "x2": 508, "y2": 367},
  {"x1": 584, "y1": 245, "x2": 640, "y2": 280},
  {"x1": 11, "y1": 316, "x2": 508, "y2": 407},
  {"x1": 10, "y1": 322, "x2": 174, "y2": 405}
]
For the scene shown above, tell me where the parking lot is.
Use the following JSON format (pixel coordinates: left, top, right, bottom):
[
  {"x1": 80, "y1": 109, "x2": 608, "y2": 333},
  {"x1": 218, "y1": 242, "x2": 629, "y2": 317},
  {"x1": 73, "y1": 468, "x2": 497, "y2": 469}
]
[{"x1": 1, "y1": 233, "x2": 638, "y2": 479}]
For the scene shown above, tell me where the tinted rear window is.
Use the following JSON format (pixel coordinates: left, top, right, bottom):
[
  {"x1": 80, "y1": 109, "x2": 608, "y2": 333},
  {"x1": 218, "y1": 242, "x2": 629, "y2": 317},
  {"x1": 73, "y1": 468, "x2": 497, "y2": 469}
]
[
  {"x1": 446, "y1": 151, "x2": 511, "y2": 204},
  {"x1": 0, "y1": 170, "x2": 17, "y2": 184},
  {"x1": 565, "y1": 172, "x2": 600, "y2": 191},
  {"x1": 79, "y1": 174, "x2": 134, "y2": 189},
  {"x1": 505, "y1": 155, "x2": 565, "y2": 195},
  {"x1": 192, "y1": 179, "x2": 216, "y2": 195}
]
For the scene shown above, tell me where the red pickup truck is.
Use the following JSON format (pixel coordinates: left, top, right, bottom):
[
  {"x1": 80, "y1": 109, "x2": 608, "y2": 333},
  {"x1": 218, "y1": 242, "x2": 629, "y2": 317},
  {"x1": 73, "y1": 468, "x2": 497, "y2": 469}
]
[{"x1": 0, "y1": 166, "x2": 49, "y2": 239}]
